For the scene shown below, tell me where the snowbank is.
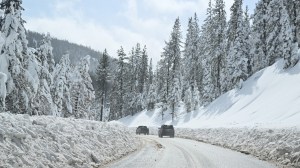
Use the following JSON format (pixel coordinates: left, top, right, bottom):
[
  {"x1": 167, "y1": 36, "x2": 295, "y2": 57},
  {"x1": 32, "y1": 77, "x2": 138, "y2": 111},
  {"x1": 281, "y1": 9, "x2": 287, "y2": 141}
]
[
  {"x1": 174, "y1": 128, "x2": 300, "y2": 168},
  {"x1": 0, "y1": 113, "x2": 139, "y2": 167}
]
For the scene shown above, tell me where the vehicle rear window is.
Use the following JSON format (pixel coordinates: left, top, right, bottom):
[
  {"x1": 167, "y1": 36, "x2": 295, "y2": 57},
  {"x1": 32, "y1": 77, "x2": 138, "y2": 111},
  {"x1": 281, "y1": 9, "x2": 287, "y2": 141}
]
[{"x1": 162, "y1": 125, "x2": 173, "y2": 129}]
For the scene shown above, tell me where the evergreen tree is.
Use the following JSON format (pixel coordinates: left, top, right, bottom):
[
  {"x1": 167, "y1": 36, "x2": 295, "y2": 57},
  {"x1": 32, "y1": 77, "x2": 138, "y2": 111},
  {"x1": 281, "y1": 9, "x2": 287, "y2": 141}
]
[
  {"x1": 127, "y1": 47, "x2": 137, "y2": 115},
  {"x1": 244, "y1": 7, "x2": 252, "y2": 75},
  {"x1": 211, "y1": 0, "x2": 227, "y2": 97},
  {"x1": 192, "y1": 82, "x2": 201, "y2": 110},
  {"x1": 192, "y1": 13, "x2": 203, "y2": 93},
  {"x1": 52, "y1": 53, "x2": 72, "y2": 117},
  {"x1": 109, "y1": 46, "x2": 127, "y2": 120},
  {"x1": 267, "y1": 0, "x2": 298, "y2": 68},
  {"x1": 96, "y1": 49, "x2": 110, "y2": 121},
  {"x1": 0, "y1": 72, "x2": 7, "y2": 112},
  {"x1": 226, "y1": 0, "x2": 242, "y2": 51},
  {"x1": 227, "y1": 0, "x2": 249, "y2": 89},
  {"x1": 183, "y1": 17, "x2": 194, "y2": 89},
  {"x1": 200, "y1": 0, "x2": 215, "y2": 105},
  {"x1": 147, "y1": 83, "x2": 156, "y2": 110},
  {"x1": 182, "y1": 14, "x2": 202, "y2": 109},
  {"x1": 250, "y1": 0, "x2": 271, "y2": 73},
  {"x1": 37, "y1": 33, "x2": 55, "y2": 73},
  {"x1": 71, "y1": 56, "x2": 95, "y2": 119},
  {"x1": 184, "y1": 86, "x2": 192, "y2": 112},
  {"x1": 148, "y1": 58, "x2": 153, "y2": 85},
  {"x1": 285, "y1": 0, "x2": 300, "y2": 48},
  {"x1": 139, "y1": 45, "x2": 148, "y2": 94},
  {"x1": 167, "y1": 18, "x2": 182, "y2": 122},
  {"x1": 33, "y1": 34, "x2": 56, "y2": 115},
  {"x1": 0, "y1": 0, "x2": 34, "y2": 114}
]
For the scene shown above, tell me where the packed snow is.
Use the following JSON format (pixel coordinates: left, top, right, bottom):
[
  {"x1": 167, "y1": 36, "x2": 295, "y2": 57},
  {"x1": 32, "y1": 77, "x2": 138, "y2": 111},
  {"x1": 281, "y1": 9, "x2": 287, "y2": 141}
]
[
  {"x1": 0, "y1": 112, "x2": 139, "y2": 168},
  {"x1": 119, "y1": 60, "x2": 300, "y2": 167},
  {"x1": 108, "y1": 136, "x2": 276, "y2": 168}
]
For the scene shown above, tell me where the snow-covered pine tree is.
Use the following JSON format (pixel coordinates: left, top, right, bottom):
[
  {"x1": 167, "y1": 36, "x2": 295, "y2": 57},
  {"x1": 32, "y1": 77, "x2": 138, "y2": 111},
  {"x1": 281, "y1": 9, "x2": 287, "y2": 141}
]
[
  {"x1": 96, "y1": 49, "x2": 109, "y2": 121},
  {"x1": 200, "y1": 0, "x2": 215, "y2": 105},
  {"x1": 0, "y1": 72, "x2": 7, "y2": 112},
  {"x1": 192, "y1": 81, "x2": 201, "y2": 110},
  {"x1": 128, "y1": 43, "x2": 144, "y2": 114},
  {"x1": 183, "y1": 14, "x2": 202, "y2": 95},
  {"x1": 147, "y1": 83, "x2": 156, "y2": 110},
  {"x1": 72, "y1": 55, "x2": 95, "y2": 119},
  {"x1": 224, "y1": 0, "x2": 242, "y2": 90},
  {"x1": 127, "y1": 47, "x2": 136, "y2": 116},
  {"x1": 31, "y1": 33, "x2": 56, "y2": 116},
  {"x1": 52, "y1": 53, "x2": 72, "y2": 117},
  {"x1": 184, "y1": 86, "x2": 192, "y2": 112},
  {"x1": 211, "y1": 0, "x2": 227, "y2": 98},
  {"x1": 226, "y1": 0, "x2": 241, "y2": 51},
  {"x1": 146, "y1": 58, "x2": 155, "y2": 110},
  {"x1": 278, "y1": 1, "x2": 299, "y2": 68},
  {"x1": 109, "y1": 46, "x2": 127, "y2": 120},
  {"x1": 159, "y1": 43, "x2": 172, "y2": 105},
  {"x1": 148, "y1": 58, "x2": 153, "y2": 85},
  {"x1": 182, "y1": 14, "x2": 202, "y2": 109},
  {"x1": 0, "y1": 0, "x2": 34, "y2": 114},
  {"x1": 139, "y1": 45, "x2": 148, "y2": 94},
  {"x1": 156, "y1": 59, "x2": 168, "y2": 105},
  {"x1": 244, "y1": 6, "x2": 252, "y2": 75},
  {"x1": 285, "y1": 0, "x2": 300, "y2": 48},
  {"x1": 37, "y1": 33, "x2": 55, "y2": 73},
  {"x1": 192, "y1": 13, "x2": 203, "y2": 94},
  {"x1": 227, "y1": 0, "x2": 249, "y2": 89},
  {"x1": 109, "y1": 80, "x2": 118, "y2": 121},
  {"x1": 250, "y1": 0, "x2": 271, "y2": 73},
  {"x1": 183, "y1": 17, "x2": 194, "y2": 90},
  {"x1": 135, "y1": 43, "x2": 142, "y2": 92},
  {"x1": 266, "y1": 0, "x2": 298, "y2": 68},
  {"x1": 166, "y1": 17, "x2": 182, "y2": 122}
]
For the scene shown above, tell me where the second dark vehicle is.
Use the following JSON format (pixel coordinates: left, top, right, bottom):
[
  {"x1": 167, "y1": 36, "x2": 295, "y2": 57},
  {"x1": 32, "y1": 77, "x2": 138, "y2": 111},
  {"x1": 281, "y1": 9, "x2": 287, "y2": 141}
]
[
  {"x1": 136, "y1": 126, "x2": 149, "y2": 135},
  {"x1": 158, "y1": 125, "x2": 175, "y2": 138}
]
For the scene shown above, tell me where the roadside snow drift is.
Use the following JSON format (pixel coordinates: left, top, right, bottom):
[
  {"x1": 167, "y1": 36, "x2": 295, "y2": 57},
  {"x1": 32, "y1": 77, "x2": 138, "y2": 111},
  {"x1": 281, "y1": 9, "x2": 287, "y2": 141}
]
[
  {"x1": 175, "y1": 128, "x2": 300, "y2": 168},
  {"x1": 0, "y1": 112, "x2": 139, "y2": 168}
]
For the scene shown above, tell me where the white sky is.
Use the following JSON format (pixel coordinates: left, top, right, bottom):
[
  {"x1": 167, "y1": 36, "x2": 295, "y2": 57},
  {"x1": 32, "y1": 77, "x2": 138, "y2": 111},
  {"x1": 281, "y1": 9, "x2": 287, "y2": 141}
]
[{"x1": 23, "y1": 0, "x2": 259, "y2": 66}]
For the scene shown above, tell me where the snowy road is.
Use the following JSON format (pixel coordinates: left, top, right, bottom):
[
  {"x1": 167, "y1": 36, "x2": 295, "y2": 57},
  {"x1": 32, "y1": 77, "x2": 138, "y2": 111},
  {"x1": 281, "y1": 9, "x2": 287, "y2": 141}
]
[{"x1": 105, "y1": 135, "x2": 277, "y2": 168}]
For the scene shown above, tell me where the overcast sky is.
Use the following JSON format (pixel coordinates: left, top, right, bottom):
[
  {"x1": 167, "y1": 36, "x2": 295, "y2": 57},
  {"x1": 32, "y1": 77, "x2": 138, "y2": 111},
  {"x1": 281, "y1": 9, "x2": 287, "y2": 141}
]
[{"x1": 23, "y1": 0, "x2": 259, "y2": 66}]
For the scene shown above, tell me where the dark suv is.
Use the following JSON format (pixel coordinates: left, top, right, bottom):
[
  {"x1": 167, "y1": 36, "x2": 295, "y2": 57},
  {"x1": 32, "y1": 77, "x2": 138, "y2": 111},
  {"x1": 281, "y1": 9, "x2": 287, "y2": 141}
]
[
  {"x1": 158, "y1": 125, "x2": 174, "y2": 138},
  {"x1": 136, "y1": 126, "x2": 149, "y2": 135}
]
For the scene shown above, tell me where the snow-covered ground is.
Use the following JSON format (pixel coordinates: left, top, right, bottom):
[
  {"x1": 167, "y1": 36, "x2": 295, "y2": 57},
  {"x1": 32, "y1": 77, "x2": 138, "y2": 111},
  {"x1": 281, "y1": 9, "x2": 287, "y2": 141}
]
[
  {"x1": 119, "y1": 60, "x2": 300, "y2": 167},
  {"x1": 0, "y1": 112, "x2": 139, "y2": 168}
]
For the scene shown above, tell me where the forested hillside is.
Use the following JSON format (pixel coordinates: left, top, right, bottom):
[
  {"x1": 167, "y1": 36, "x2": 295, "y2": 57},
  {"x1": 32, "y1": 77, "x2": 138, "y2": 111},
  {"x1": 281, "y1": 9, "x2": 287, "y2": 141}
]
[
  {"x1": 0, "y1": 0, "x2": 299, "y2": 124},
  {"x1": 27, "y1": 31, "x2": 105, "y2": 72},
  {"x1": 108, "y1": 0, "x2": 300, "y2": 121}
]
